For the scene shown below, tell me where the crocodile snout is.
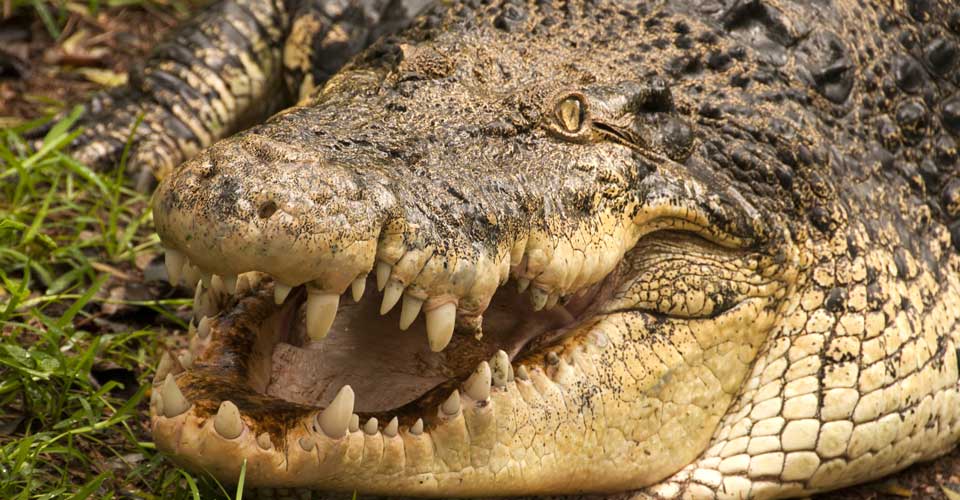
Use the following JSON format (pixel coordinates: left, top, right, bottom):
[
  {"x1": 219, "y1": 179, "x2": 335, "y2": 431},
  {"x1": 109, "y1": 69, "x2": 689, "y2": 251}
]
[{"x1": 153, "y1": 132, "x2": 390, "y2": 298}]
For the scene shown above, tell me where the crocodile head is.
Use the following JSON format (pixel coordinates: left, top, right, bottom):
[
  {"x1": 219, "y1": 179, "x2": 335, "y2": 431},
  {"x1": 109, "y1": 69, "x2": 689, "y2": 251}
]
[{"x1": 148, "y1": 0, "x2": 960, "y2": 497}]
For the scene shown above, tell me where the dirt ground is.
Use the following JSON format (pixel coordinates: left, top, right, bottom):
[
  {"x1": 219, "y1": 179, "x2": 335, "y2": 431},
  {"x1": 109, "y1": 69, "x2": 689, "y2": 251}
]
[
  {"x1": 1, "y1": 2, "x2": 959, "y2": 499},
  {"x1": 0, "y1": 2, "x2": 181, "y2": 121}
]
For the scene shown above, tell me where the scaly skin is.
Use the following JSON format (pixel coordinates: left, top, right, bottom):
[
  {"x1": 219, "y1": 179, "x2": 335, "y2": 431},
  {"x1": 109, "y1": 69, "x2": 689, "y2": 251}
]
[{"x1": 64, "y1": 0, "x2": 960, "y2": 498}]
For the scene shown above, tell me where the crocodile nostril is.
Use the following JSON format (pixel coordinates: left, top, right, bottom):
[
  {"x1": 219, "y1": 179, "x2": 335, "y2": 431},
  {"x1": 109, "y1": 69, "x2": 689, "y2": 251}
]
[{"x1": 258, "y1": 200, "x2": 279, "y2": 219}]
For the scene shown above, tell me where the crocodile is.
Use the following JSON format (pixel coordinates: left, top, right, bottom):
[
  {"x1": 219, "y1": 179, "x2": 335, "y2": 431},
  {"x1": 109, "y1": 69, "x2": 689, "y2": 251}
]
[{"x1": 58, "y1": 0, "x2": 960, "y2": 497}]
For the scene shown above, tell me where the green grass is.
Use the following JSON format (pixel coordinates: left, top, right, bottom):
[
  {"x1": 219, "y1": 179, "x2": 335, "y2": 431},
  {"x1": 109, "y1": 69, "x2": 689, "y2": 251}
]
[{"x1": 0, "y1": 110, "x2": 241, "y2": 498}]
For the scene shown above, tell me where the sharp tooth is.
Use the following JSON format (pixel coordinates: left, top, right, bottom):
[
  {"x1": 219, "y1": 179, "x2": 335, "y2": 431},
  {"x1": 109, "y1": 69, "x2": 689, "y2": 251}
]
[
  {"x1": 211, "y1": 274, "x2": 225, "y2": 295},
  {"x1": 165, "y1": 248, "x2": 185, "y2": 285},
  {"x1": 517, "y1": 278, "x2": 530, "y2": 293},
  {"x1": 464, "y1": 361, "x2": 492, "y2": 401},
  {"x1": 349, "y1": 414, "x2": 360, "y2": 433},
  {"x1": 383, "y1": 417, "x2": 398, "y2": 437},
  {"x1": 214, "y1": 400, "x2": 243, "y2": 439},
  {"x1": 399, "y1": 294, "x2": 424, "y2": 330},
  {"x1": 192, "y1": 282, "x2": 204, "y2": 320},
  {"x1": 274, "y1": 283, "x2": 293, "y2": 304},
  {"x1": 516, "y1": 365, "x2": 529, "y2": 381},
  {"x1": 317, "y1": 385, "x2": 354, "y2": 438},
  {"x1": 425, "y1": 303, "x2": 456, "y2": 352},
  {"x1": 235, "y1": 274, "x2": 249, "y2": 294},
  {"x1": 222, "y1": 274, "x2": 238, "y2": 295},
  {"x1": 380, "y1": 280, "x2": 403, "y2": 315},
  {"x1": 154, "y1": 352, "x2": 176, "y2": 384},
  {"x1": 178, "y1": 352, "x2": 194, "y2": 369},
  {"x1": 507, "y1": 363, "x2": 515, "y2": 382},
  {"x1": 201, "y1": 272, "x2": 213, "y2": 292},
  {"x1": 197, "y1": 316, "x2": 212, "y2": 338},
  {"x1": 161, "y1": 374, "x2": 190, "y2": 417},
  {"x1": 530, "y1": 287, "x2": 548, "y2": 311},
  {"x1": 300, "y1": 437, "x2": 315, "y2": 451},
  {"x1": 351, "y1": 276, "x2": 366, "y2": 302},
  {"x1": 545, "y1": 293, "x2": 559, "y2": 310},
  {"x1": 441, "y1": 390, "x2": 461, "y2": 416},
  {"x1": 257, "y1": 432, "x2": 272, "y2": 449},
  {"x1": 376, "y1": 262, "x2": 391, "y2": 291},
  {"x1": 363, "y1": 417, "x2": 379, "y2": 435},
  {"x1": 410, "y1": 418, "x2": 424, "y2": 435},
  {"x1": 490, "y1": 350, "x2": 510, "y2": 388},
  {"x1": 306, "y1": 291, "x2": 339, "y2": 340}
]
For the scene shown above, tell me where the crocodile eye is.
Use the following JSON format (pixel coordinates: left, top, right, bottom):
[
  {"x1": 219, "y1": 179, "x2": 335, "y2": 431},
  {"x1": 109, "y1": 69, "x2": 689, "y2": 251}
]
[{"x1": 556, "y1": 96, "x2": 584, "y2": 132}]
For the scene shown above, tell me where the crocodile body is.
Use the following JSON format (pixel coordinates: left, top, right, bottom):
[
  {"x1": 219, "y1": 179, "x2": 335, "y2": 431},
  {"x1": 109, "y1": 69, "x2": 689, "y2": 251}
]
[{"x1": 62, "y1": 0, "x2": 960, "y2": 498}]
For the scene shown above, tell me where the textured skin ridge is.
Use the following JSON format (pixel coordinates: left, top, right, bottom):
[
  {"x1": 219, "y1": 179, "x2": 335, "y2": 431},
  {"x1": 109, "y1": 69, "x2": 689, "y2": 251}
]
[{"x1": 59, "y1": 0, "x2": 960, "y2": 498}]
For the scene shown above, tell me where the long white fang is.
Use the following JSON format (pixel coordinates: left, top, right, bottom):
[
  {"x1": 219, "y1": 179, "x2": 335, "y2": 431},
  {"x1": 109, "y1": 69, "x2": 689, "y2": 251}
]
[
  {"x1": 441, "y1": 390, "x2": 461, "y2": 416},
  {"x1": 410, "y1": 418, "x2": 424, "y2": 435},
  {"x1": 317, "y1": 385, "x2": 354, "y2": 438},
  {"x1": 376, "y1": 262, "x2": 391, "y2": 291},
  {"x1": 161, "y1": 374, "x2": 190, "y2": 417},
  {"x1": 351, "y1": 277, "x2": 366, "y2": 302},
  {"x1": 165, "y1": 248, "x2": 185, "y2": 285},
  {"x1": 380, "y1": 280, "x2": 403, "y2": 315},
  {"x1": 399, "y1": 294, "x2": 424, "y2": 330},
  {"x1": 517, "y1": 278, "x2": 530, "y2": 293},
  {"x1": 274, "y1": 283, "x2": 293, "y2": 305},
  {"x1": 383, "y1": 417, "x2": 398, "y2": 437},
  {"x1": 425, "y1": 303, "x2": 456, "y2": 352},
  {"x1": 306, "y1": 292, "x2": 339, "y2": 340},
  {"x1": 490, "y1": 350, "x2": 510, "y2": 388},
  {"x1": 465, "y1": 361, "x2": 492, "y2": 401},
  {"x1": 349, "y1": 414, "x2": 360, "y2": 433},
  {"x1": 192, "y1": 282, "x2": 204, "y2": 320},
  {"x1": 363, "y1": 417, "x2": 379, "y2": 435},
  {"x1": 214, "y1": 400, "x2": 243, "y2": 439}
]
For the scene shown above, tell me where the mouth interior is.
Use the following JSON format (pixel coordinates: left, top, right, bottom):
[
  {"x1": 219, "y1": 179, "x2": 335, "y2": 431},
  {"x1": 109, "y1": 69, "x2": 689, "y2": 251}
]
[{"x1": 245, "y1": 276, "x2": 606, "y2": 414}]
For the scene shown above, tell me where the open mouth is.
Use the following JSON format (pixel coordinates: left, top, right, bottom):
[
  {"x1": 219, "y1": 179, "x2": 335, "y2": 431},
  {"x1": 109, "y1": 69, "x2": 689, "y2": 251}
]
[
  {"x1": 152, "y1": 246, "x2": 622, "y2": 488},
  {"x1": 257, "y1": 275, "x2": 607, "y2": 416},
  {"x1": 208, "y1": 265, "x2": 609, "y2": 421}
]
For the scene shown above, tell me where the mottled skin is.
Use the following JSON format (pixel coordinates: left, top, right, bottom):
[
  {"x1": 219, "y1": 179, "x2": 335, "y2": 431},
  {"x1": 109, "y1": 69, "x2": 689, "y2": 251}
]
[{"x1": 62, "y1": 0, "x2": 960, "y2": 498}]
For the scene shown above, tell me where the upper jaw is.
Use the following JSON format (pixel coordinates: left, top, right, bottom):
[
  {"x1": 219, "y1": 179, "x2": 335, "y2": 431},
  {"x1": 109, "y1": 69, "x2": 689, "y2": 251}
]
[{"x1": 151, "y1": 137, "x2": 651, "y2": 352}]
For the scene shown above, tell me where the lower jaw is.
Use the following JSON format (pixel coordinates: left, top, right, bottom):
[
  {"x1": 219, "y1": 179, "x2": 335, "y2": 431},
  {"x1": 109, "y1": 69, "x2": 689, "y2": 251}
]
[{"x1": 150, "y1": 279, "x2": 712, "y2": 496}]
